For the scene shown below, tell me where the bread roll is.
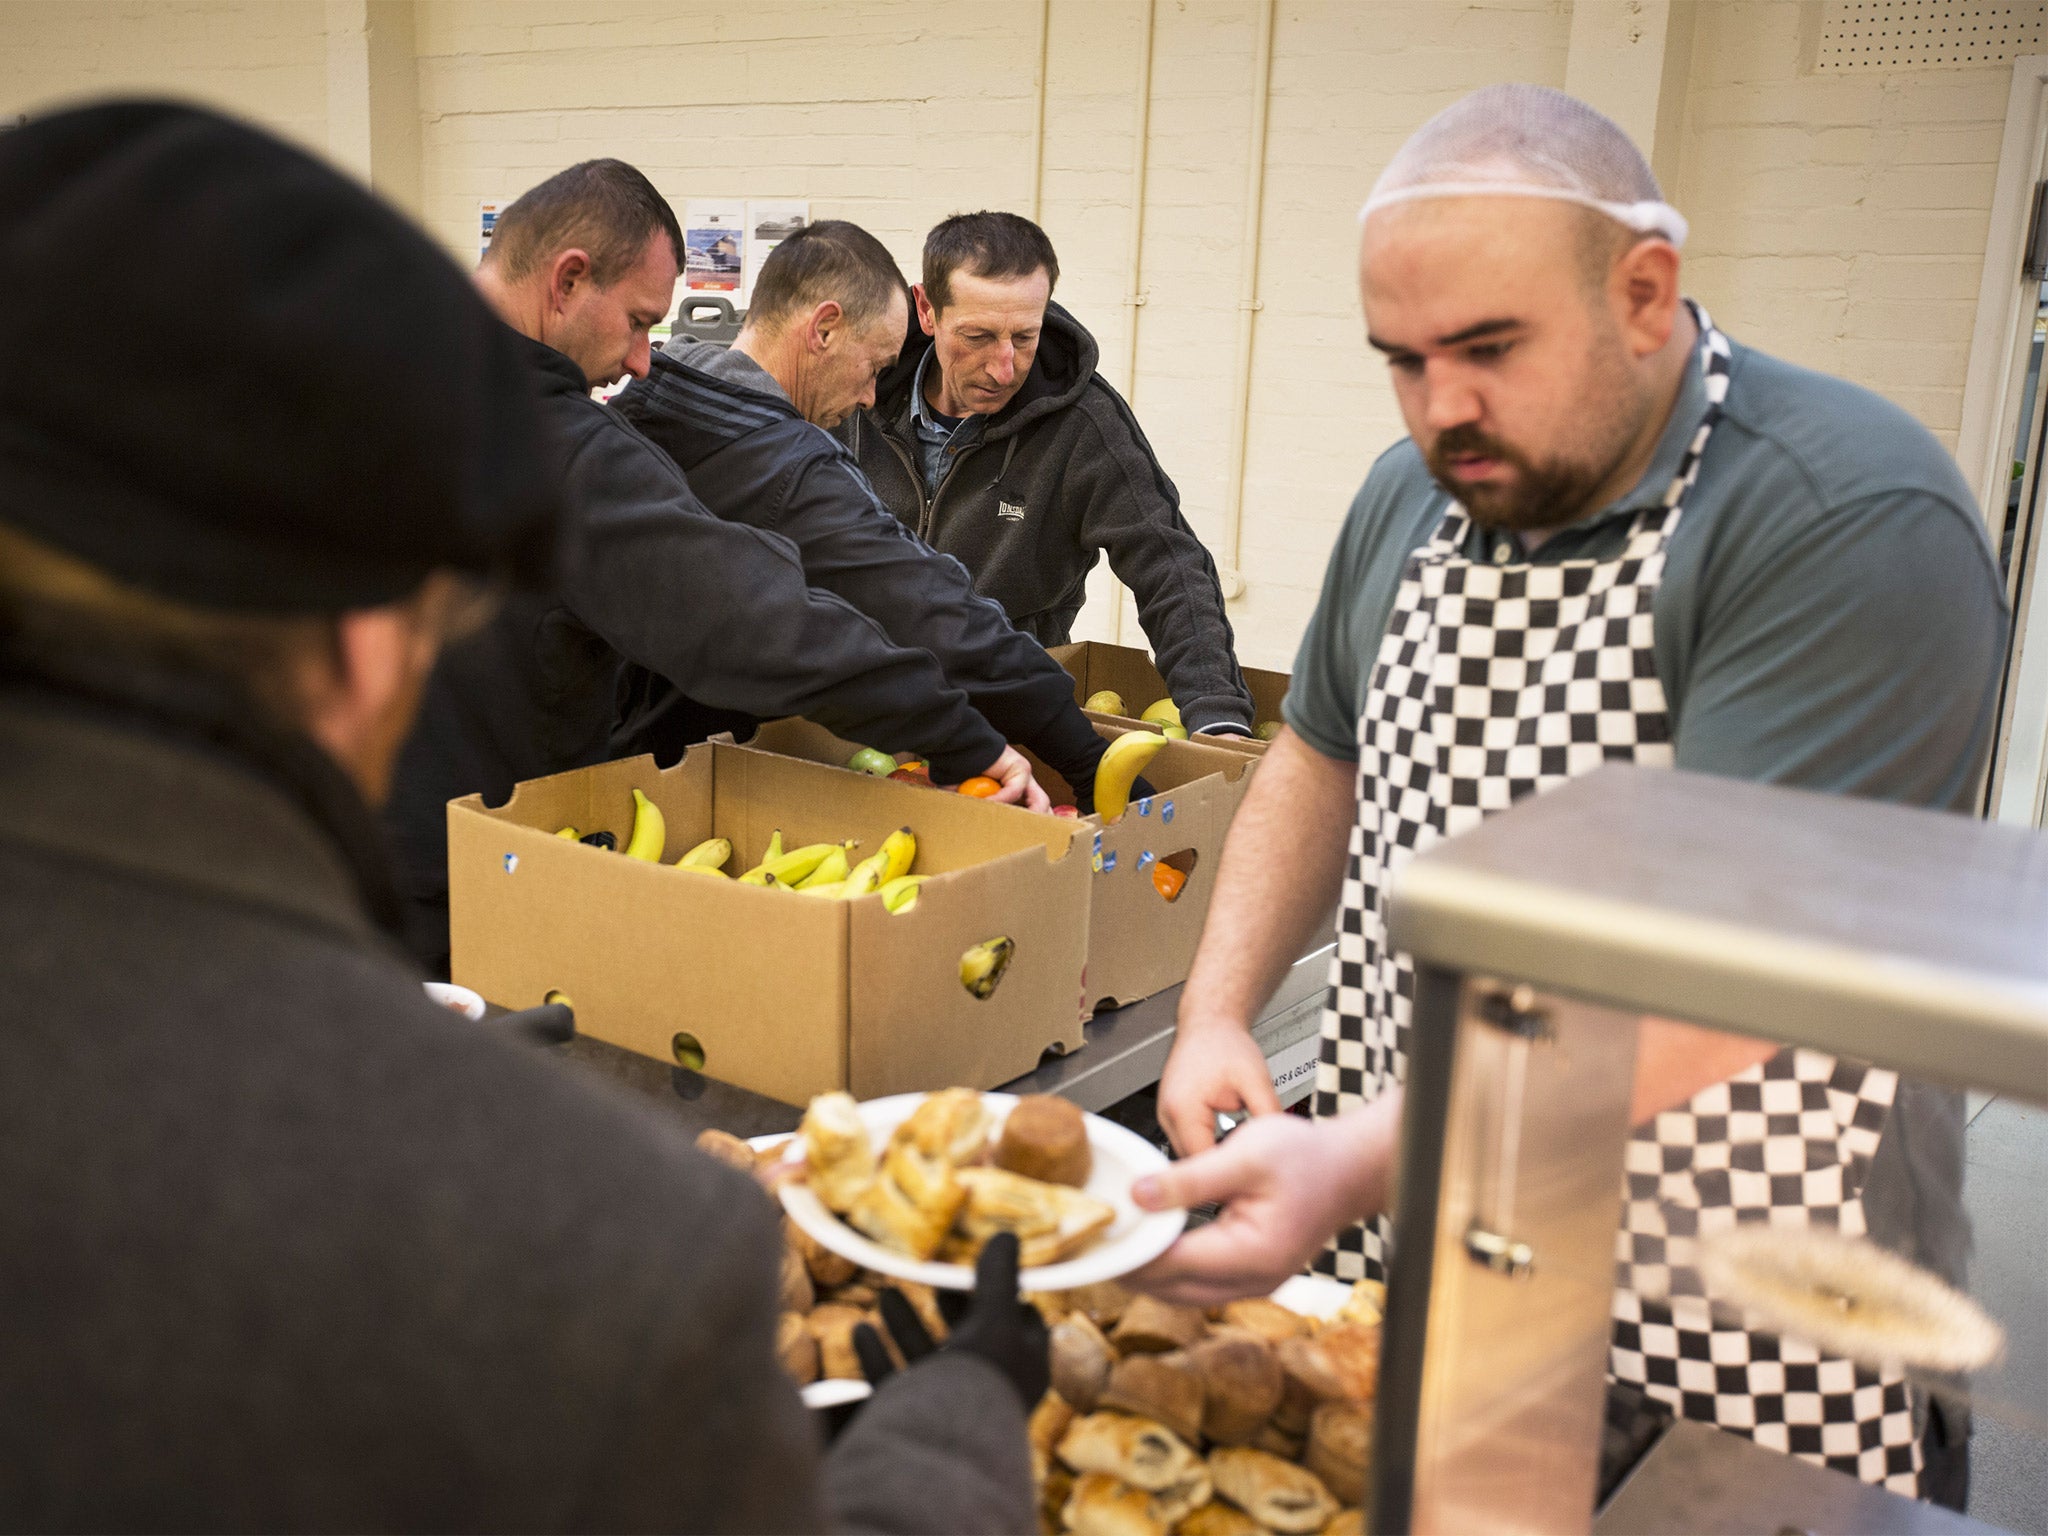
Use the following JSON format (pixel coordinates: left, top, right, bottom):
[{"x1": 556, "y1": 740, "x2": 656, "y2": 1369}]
[
  {"x1": 1220, "y1": 1296, "x2": 1312, "y2": 1346},
  {"x1": 1063, "y1": 1472, "x2": 1168, "y2": 1536},
  {"x1": 892, "y1": 1087, "x2": 994, "y2": 1164},
  {"x1": 847, "y1": 1164, "x2": 961, "y2": 1261},
  {"x1": 779, "y1": 1243, "x2": 815, "y2": 1314},
  {"x1": 1114, "y1": 1295, "x2": 1209, "y2": 1354},
  {"x1": 1147, "y1": 1463, "x2": 1213, "y2": 1527},
  {"x1": 1052, "y1": 1312, "x2": 1117, "y2": 1412},
  {"x1": 1176, "y1": 1501, "x2": 1267, "y2": 1536},
  {"x1": 801, "y1": 1092, "x2": 876, "y2": 1212},
  {"x1": 695, "y1": 1127, "x2": 758, "y2": 1173},
  {"x1": 1253, "y1": 1420, "x2": 1304, "y2": 1460},
  {"x1": 1191, "y1": 1330, "x2": 1284, "y2": 1445},
  {"x1": 787, "y1": 1216, "x2": 859, "y2": 1288},
  {"x1": 1057, "y1": 1411, "x2": 1202, "y2": 1492},
  {"x1": 1207, "y1": 1447, "x2": 1339, "y2": 1534},
  {"x1": 996, "y1": 1094, "x2": 1093, "y2": 1186},
  {"x1": 776, "y1": 1311, "x2": 819, "y2": 1384},
  {"x1": 806, "y1": 1303, "x2": 868, "y2": 1380},
  {"x1": 1304, "y1": 1402, "x2": 1370, "y2": 1507},
  {"x1": 1335, "y1": 1279, "x2": 1384, "y2": 1329},
  {"x1": 1275, "y1": 1324, "x2": 1377, "y2": 1408},
  {"x1": 1098, "y1": 1350, "x2": 1205, "y2": 1444},
  {"x1": 1030, "y1": 1390, "x2": 1077, "y2": 1456},
  {"x1": 1064, "y1": 1281, "x2": 1135, "y2": 1327}
]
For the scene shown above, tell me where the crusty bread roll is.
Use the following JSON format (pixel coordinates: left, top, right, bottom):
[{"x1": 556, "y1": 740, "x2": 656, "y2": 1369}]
[
  {"x1": 1052, "y1": 1312, "x2": 1117, "y2": 1412},
  {"x1": 1207, "y1": 1447, "x2": 1339, "y2": 1534},
  {"x1": 801, "y1": 1092, "x2": 875, "y2": 1212},
  {"x1": 847, "y1": 1163, "x2": 962, "y2": 1261},
  {"x1": 1191, "y1": 1329, "x2": 1284, "y2": 1445},
  {"x1": 1220, "y1": 1296, "x2": 1313, "y2": 1346},
  {"x1": 1057, "y1": 1411, "x2": 1202, "y2": 1492},
  {"x1": 1098, "y1": 1350, "x2": 1205, "y2": 1444},
  {"x1": 779, "y1": 1243, "x2": 815, "y2": 1314},
  {"x1": 996, "y1": 1094, "x2": 1093, "y2": 1186},
  {"x1": 892, "y1": 1087, "x2": 993, "y2": 1164},
  {"x1": 1115, "y1": 1295, "x2": 1210, "y2": 1355},
  {"x1": 1254, "y1": 1420, "x2": 1305, "y2": 1460},
  {"x1": 1175, "y1": 1500, "x2": 1267, "y2": 1536},
  {"x1": 694, "y1": 1127, "x2": 758, "y2": 1173},
  {"x1": 787, "y1": 1216, "x2": 859, "y2": 1288},
  {"x1": 776, "y1": 1311, "x2": 819, "y2": 1384},
  {"x1": 1147, "y1": 1462, "x2": 1213, "y2": 1527},
  {"x1": 806, "y1": 1303, "x2": 868, "y2": 1380},
  {"x1": 1062, "y1": 1472, "x2": 1168, "y2": 1536},
  {"x1": 1276, "y1": 1323, "x2": 1377, "y2": 1408},
  {"x1": 955, "y1": 1166, "x2": 1115, "y2": 1266},
  {"x1": 1304, "y1": 1401, "x2": 1370, "y2": 1507},
  {"x1": 1065, "y1": 1281, "x2": 1135, "y2": 1328}
]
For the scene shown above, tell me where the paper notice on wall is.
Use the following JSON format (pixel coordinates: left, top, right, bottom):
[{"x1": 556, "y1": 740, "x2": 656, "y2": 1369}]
[
  {"x1": 742, "y1": 199, "x2": 809, "y2": 306},
  {"x1": 479, "y1": 200, "x2": 502, "y2": 262},
  {"x1": 684, "y1": 199, "x2": 746, "y2": 293}
]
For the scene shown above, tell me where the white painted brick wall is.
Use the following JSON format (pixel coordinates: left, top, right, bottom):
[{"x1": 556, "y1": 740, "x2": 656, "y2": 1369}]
[{"x1": 0, "y1": 0, "x2": 2018, "y2": 671}]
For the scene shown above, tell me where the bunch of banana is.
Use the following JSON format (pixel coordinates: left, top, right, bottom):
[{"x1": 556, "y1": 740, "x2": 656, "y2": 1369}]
[
  {"x1": 1093, "y1": 730, "x2": 1169, "y2": 822},
  {"x1": 674, "y1": 837, "x2": 731, "y2": 877},
  {"x1": 959, "y1": 936, "x2": 1014, "y2": 999},
  {"x1": 624, "y1": 789, "x2": 666, "y2": 862}
]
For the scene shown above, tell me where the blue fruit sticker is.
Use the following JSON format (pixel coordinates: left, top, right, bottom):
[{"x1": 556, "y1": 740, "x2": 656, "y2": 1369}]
[
  {"x1": 503, "y1": 852, "x2": 519, "y2": 873},
  {"x1": 1103, "y1": 850, "x2": 1118, "y2": 873},
  {"x1": 1162, "y1": 800, "x2": 1176, "y2": 824},
  {"x1": 1137, "y1": 849, "x2": 1156, "y2": 871},
  {"x1": 1136, "y1": 796, "x2": 1152, "y2": 817}
]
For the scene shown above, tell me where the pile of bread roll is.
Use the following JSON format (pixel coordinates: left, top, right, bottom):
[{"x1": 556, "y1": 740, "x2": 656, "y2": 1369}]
[{"x1": 1030, "y1": 1278, "x2": 1381, "y2": 1536}]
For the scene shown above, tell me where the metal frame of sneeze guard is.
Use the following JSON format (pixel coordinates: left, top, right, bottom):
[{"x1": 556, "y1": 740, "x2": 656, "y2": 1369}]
[{"x1": 1368, "y1": 766, "x2": 2048, "y2": 1536}]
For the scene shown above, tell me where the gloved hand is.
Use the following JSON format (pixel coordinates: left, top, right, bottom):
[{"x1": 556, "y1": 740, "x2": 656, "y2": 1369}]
[{"x1": 852, "y1": 1232, "x2": 1050, "y2": 1408}]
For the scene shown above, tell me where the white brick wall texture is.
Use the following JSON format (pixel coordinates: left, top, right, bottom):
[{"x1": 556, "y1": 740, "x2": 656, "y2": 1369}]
[{"x1": 0, "y1": 0, "x2": 2019, "y2": 669}]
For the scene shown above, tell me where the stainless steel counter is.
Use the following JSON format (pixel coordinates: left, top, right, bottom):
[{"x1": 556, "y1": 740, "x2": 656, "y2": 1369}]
[{"x1": 550, "y1": 942, "x2": 1334, "y2": 1136}]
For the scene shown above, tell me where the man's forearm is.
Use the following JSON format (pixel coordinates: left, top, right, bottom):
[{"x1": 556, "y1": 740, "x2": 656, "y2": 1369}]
[
  {"x1": 1181, "y1": 729, "x2": 1355, "y2": 1032},
  {"x1": 1631, "y1": 1016, "x2": 1780, "y2": 1125}
]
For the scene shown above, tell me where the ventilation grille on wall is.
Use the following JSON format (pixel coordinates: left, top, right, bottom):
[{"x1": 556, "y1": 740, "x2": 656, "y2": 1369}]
[{"x1": 1817, "y1": 0, "x2": 2047, "y2": 70}]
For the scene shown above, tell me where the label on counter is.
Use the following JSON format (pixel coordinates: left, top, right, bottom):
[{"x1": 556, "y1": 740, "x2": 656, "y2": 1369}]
[{"x1": 1266, "y1": 1034, "x2": 1321, "y2": 1101}]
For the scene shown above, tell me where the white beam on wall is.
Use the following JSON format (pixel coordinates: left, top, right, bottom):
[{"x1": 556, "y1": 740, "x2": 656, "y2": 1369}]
[
  {"x1": 325, "y1": 0, "x2": 420, "y2": 215},
  {"x1": 1563, "y1": 0, "x2": 1696, "y2": 188}
]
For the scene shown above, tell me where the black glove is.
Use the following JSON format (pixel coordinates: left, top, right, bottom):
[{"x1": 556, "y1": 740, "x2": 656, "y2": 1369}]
[{"x1": 853, "y1": 1232, "x2": 1050, "y2": 1408}]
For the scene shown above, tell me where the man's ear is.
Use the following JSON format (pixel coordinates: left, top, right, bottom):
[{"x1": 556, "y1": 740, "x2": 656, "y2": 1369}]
[
  {"x1": 1614, "y1": 238, "x2": 1682, "y2": 360},
  {"x1": 546, "y1": 248, "x2": 594, "y2": 314},
  {"x1": 913, "y1": 283, "x2": 938, "y2": 338},
  {"x1": 808, "y1": 299, "x2": 846, "y2": 353}
]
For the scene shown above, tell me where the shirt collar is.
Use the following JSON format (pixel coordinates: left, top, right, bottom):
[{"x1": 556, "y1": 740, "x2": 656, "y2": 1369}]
[{"x1": 912, "y1": 346, "x2": 958, "y2": 434}]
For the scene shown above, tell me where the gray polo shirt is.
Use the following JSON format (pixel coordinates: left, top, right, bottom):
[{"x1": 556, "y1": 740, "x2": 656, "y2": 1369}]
[{"x1": 1285, "y1": 323, "x2": 2008, "y2": 1297}]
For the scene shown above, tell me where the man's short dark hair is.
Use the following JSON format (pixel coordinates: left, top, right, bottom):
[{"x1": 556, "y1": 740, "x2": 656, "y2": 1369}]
[
  {"x1": 747, "y1": 220, "x2": 905, "y2": 331},
  {"x1": 485, "y1": 159, "x2": 682, "y2": 286},
  {"x1": 923, "y1": 211, "x2": 1059, "y2": 313}
]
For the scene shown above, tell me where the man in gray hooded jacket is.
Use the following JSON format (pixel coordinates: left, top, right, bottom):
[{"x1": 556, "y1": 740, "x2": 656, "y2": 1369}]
[{"x1": 840, "y1": 211, "x2": 1257, "y2": 737}]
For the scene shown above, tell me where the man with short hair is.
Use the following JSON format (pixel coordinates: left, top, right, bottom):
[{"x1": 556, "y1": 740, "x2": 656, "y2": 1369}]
[
  {"x1": 0, "y1": 103, "x2": 1037, "y2": 1532},
  {"x1": 386, "y1": 163, "x2": 1048, "y2": 971},
  {"x1": 611, "y1": 220, "x2": 1111, "y2": 803},
  {"x1": 840, "y1": 211, "x2": 1257, "y2": 737},
  {"x1": 1143, "y1": 84, "x2": 2000, "y2": 1506}
]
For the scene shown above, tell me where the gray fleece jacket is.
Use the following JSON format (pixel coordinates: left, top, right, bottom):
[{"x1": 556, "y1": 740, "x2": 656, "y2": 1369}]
[{"x1": 839, "y1": 302, "x2": 1256, "y2": 734}]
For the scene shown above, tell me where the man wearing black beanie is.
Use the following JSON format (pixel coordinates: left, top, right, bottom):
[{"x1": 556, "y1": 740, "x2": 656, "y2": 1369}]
[{"x1": 0, "y1": 102, "x2": 1035, "y2": 1533}]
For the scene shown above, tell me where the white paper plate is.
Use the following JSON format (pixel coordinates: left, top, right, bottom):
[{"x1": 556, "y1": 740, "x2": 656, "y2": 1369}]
[
  {"x1": 422, "y1": 981, "x2": 485, "y2": 1020},
  {"x1": 773, "y1": 1091, "x2": 1187, "y2": 1294}
]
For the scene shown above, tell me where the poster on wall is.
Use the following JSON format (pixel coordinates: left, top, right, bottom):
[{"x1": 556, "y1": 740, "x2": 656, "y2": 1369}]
[
  {"x1": 742, "y1": 199, "x2": 809, "y2": 306},
  {"x1": 479, "y1": 199, "x2": 501, "y2": 262},
  {"x1": 683, "y1": 199, "x2": 746, "y2": 293}
]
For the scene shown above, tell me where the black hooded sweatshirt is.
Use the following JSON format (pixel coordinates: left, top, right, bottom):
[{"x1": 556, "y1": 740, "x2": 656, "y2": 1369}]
[
  {"x1": 610, "y1": 343, "x2": 1108, "y2": 798},
  {"x1": 838, "y1": 301, "x2": 1255, "y2": 734}
]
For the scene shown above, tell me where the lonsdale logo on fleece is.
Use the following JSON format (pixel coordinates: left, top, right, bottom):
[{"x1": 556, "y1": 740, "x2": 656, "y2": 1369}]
[{"x1": 997, "y1": 500, "x2": 1027, "y2": 523}]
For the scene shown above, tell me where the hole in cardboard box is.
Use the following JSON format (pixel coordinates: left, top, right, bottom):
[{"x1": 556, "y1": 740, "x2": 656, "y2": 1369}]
[
  {"x1": 1153, "y1": 849, "x2": 1197, "y2": 903},
  {"x1": 960, "y1": 937, "x2": 1015, "y2": 1000},
  {"x1": 671, "y1": 1031, "x2": 707, "y2": 1071}
]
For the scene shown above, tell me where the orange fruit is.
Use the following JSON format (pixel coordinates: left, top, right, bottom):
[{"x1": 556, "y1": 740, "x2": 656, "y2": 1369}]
[
  {"x1": 1153, "y1": 863, "x2": 1188, "y2": 902},
  {"x1": 957, "y1": 776, "x2": 1002, "y2": 798}
]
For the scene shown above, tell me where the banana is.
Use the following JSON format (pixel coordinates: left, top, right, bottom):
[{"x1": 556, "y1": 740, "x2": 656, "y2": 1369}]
[
  {"x1": 877, "y1": 826, "x2": 916, "y2": 882},
  {"x1": 624, "y1": 788, "x2": 666, "y2": 862},
  {"x1": 676, "y1": 836, "x2": 731, "y2": 872},
  {"x1": 1162, "y1": 724, "x2": 1188, "y2": 740},
  {"x1": 842, "y1": 852, "x2": 887, "y2": 897},
  {"x1": 797, "y1": 880, "x2": 847, "y2": 899},
  {"x1": 1092, "y1": 731, "x2": 1169, "y2": 822},
  {"x1": 1083, "y1": 689, "x2": 1127, "y2": 715},
  {"x1": 555, "y1": 825, "x2": 580, "y2": 840},
  {"x1": 880, "y1": 875, "x2": 926, "y2": 914},
  {"x1": 959, "y1": 936, "x2": 1015, "y2": 999},
  {"x1": 676, "y1": 863, "x2": 729, "y2": 879},
  {"x1": 737, "y1": 829, "x2": 784, "y2": 885},
  {"x1": 794, "y1": 845, "x2": 850, "y2": 889},
  {"x1": 762, "y1": 840, "x2": 838, "y2": 885}
]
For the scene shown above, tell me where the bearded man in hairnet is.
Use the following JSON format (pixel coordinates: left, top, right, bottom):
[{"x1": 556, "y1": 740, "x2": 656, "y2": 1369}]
[{"x1": 1140, "y1": 83, "x2": 2000, "y2": 1507}]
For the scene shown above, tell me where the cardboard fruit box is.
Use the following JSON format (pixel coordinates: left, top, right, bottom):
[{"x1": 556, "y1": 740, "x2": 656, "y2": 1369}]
[
  {"x1": 1049, "y1": 640, "x2": 1290, "y2": 752},
  {"x1": 446, "y1": 741, "x2": 1089, "y2": 1106},
  {"x1": 736, "y1": 716, "x2": 1257, "y2": 1013}
]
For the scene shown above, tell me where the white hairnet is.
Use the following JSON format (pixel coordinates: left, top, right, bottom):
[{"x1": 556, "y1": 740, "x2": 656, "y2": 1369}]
[{"x1": 1360, "y1": 83, "x2": 1687, "y2": 248}]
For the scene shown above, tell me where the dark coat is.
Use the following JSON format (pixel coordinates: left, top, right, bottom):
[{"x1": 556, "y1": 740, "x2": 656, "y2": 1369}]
[
  {"x1": 0, "y1": 663, "x2": 1031, "y2": 1533},
  {"x1": 384, "y1": 332, "x2": 1008, "y2": 972},
  {"x1": 839, "y1": 302, "x2": 1256, "y2": 734},
  {"x1": 610, "y1": 344, "x2": 1108, "y2": 796}
]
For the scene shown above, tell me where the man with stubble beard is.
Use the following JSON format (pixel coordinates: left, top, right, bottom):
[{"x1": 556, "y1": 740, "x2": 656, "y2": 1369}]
[{"x1": 1139, "y1": 84, "x2": 2002, "y2": 1508}]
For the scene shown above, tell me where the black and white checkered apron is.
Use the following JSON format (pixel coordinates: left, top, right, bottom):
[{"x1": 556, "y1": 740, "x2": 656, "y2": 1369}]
[{"x1": 1311, "y1": 311, "x2": 1922, "y2": 1494}]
